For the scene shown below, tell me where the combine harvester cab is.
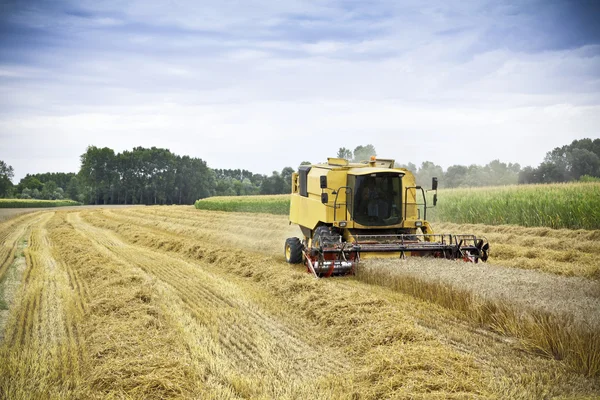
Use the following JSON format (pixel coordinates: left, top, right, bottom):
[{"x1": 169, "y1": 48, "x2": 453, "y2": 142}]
[{"x1": 284, "y1": 157, "x2": 490, "y2": 278}]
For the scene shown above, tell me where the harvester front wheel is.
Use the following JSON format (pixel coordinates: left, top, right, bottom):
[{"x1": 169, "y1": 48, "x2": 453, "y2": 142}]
[
  {"x1": 285, "y1": 238, "x2": 303, "y2": 264},
  {"x1": 312, "y1": 226, "x2": 340, "y2": 248}
]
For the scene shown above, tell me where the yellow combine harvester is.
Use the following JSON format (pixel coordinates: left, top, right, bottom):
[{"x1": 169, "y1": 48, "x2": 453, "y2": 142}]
[{"x1": 284, "y1": 157, "x2": 490, "y2": 277}]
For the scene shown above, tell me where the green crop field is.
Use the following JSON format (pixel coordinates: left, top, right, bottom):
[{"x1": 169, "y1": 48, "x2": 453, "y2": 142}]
[
  {"x1": 0, "y1": 199, "x2": 81, "y2": 208},
  {"x1": 195, "y1": 182, "x2": 600, "y2": 230},
  {"x1": 429, "y1": 182, "x2": 600, "y2": 230},
  {"x1": 195, "y1": 194, "x2": 290, "y2": 214}
]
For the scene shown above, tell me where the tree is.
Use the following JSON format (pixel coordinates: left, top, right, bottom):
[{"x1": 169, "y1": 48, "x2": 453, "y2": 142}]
[
  {"x1": 53, "y1": 187, "x2": 64, "y2": 200},
  {"x1": 187, "y1": 154, "x2": 213, "y2": 201},
  {"x1": 536, "y1": 161, "x2": 565, "y2": 183},
  {"x1": 66, "y1": 176, "x2": 80, "y2": 201},
  {"x1": 240, "y1": 178, "x2": 256, "y2": 195},
  {"x1": 352, "y1": 145, "x2": 377, "y2": 162},
  {"x1": 444, "y1": 165, "x2": 468, "y2": 188},
  {"x1": 529, "y1": 138, "x2": 600, "y2": 183},
  {"x1": 79, "y1": 146, "x2": 117, "y2": 204},
  {"x1": 215, "y1": 177, "x2": 236, "y2": 196},
  {"x1": 16, "y1": 173, "x2": 77, "y2": 199},
  {"x1": 0, "y1": 160, "x2": 14, "y2": 197},
  {"x1": 41, "y1": 180, "x2": 58, "y2": 200},
  {"x1": 483, "y1": 160, "x2": 520, "y2": 186},
  {"x1": 260, "y1": 171, "x2": 286, "y2": 195},
  {"x1": 518, "y1": 166, "x2": 536, "y2": 184},
  {"x1": 541, "y1": 147, "x2": 569, "y2": 182},
  {"x1": 117, "y1": 150, "x2": 138, "y2": 204},
  {"x1": 415, "y1": 161, "x2": 443, "y2": 188},
  {"x1": 20, "y1": 188, "x2": 32, "y2": 199},
  {"x1": 281, "y1": 167, "x2": 294, "y2": 193},
  {"x1": 569, "y1": 148, "x2": 599, "y2": 180},
  {"x1": 19, "y1": 176, "x2": 44, "y2": 192},
  {"x1": 336, "y1": 148, "x2": 352, "y2": 160},
  {"x1": 397, "y1": 162, "x2": 417, "y2": 173}
]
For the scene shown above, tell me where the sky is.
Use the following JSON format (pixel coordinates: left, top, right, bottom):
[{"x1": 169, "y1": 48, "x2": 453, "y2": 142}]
[{"x1": 1, "y1": 0, "x2": 599, "y2": 182}]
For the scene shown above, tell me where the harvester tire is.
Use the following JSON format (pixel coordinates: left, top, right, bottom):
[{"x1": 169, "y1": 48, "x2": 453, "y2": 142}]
[
  {"x1": 285, "y1": 237, "x2": 303, "y2": 264},
  {"x1": 312, "y1": 226, "x2": 339, "y2": 248}
]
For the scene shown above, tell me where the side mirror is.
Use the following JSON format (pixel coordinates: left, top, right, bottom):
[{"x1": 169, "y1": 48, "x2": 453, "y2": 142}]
[
  {"x1": 321, "y1": 193, "x2": 329, "y2": 204},
  {"x1": 320, "y1": 175, "x2": 328, "y2": 189},
  {"x1": 433, "y1": 193, "x2": 438, "y2": 206},
  {"x1": 432, "y1": 177, "x2": 438, "y2": 191}
]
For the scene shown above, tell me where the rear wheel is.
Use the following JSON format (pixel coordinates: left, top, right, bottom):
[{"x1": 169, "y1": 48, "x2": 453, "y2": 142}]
[{"x1": 285, "y1": 237, "x2": 303, "y2": 264}]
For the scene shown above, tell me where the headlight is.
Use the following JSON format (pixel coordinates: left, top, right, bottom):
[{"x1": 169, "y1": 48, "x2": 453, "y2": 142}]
[
  {"x1": 415, "y1": 221, "x2": 423, "y2": 227},
  {"x1": 339, "y1": 221, "x2": 347, "y2": 227}
]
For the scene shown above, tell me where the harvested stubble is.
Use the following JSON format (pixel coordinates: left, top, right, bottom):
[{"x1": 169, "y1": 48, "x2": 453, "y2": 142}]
[
  {"x1": 78, "y1": 210, "x2": 491, "y2": 398},
  {"x1": 435, "y1": 222, "x2": 600, "y2": 279},
  {"x1": 358, "y1": 258, "x2": 600, "y2": 377},
  {"x1": 85, "y1": 208, "x2": 600, "y2": 396},
  {"x1": 107, "y1": 207, "x2": 600, "y2": 377},
  {"x1": 116, "y1": 206, "x2": 600, "y2": 280},
  {"x1": 0, "y1": 212, "x2": 46, "y2": 283},
  {"x1": 0, "y1": 206, "x2": 599, "y2": 398},
  {"x1": 0, "y1": 212, "x2": 86, "y2": 398},
  {"x1": 1, "y1": 213, "x2": 200, "y2": 399}
]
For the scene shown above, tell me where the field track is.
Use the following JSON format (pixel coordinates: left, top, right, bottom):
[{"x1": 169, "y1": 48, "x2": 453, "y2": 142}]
[{"x1": 1, "y1": 206, "x2": 599, "y2": 399}]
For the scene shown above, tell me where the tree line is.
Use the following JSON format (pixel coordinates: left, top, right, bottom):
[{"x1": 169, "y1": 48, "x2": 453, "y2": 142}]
[
  {"x1": 518, "y1": 138, "x2": 600, "y2": 184},
  {"x1": 0, "y1": 138, "x2": 598, "y2": 203},
  {"x1": 338, "y1": 140, "x2": 599, "y2": 189},
  {"x1": 337, "y1": 144, "x2": 523, "y2": 189},
  {"x1": 1, "y1": 146, "x2": 296, "y2": 204}
]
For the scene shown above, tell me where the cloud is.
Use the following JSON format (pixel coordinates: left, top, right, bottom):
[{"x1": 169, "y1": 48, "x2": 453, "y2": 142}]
[{"x1": 0, "y1": 0, "x2": 599, "y2": 181}]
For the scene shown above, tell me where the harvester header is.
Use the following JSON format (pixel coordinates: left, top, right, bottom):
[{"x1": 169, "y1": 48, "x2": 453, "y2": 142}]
[{"x1": 284, "y1": 157, "x2": 489, "y2": 277}]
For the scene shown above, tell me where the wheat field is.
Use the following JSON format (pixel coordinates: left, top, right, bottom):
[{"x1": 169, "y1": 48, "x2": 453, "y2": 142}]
[{"x1": 1, "y1": 206, "x2": 599, "y2": 399}]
